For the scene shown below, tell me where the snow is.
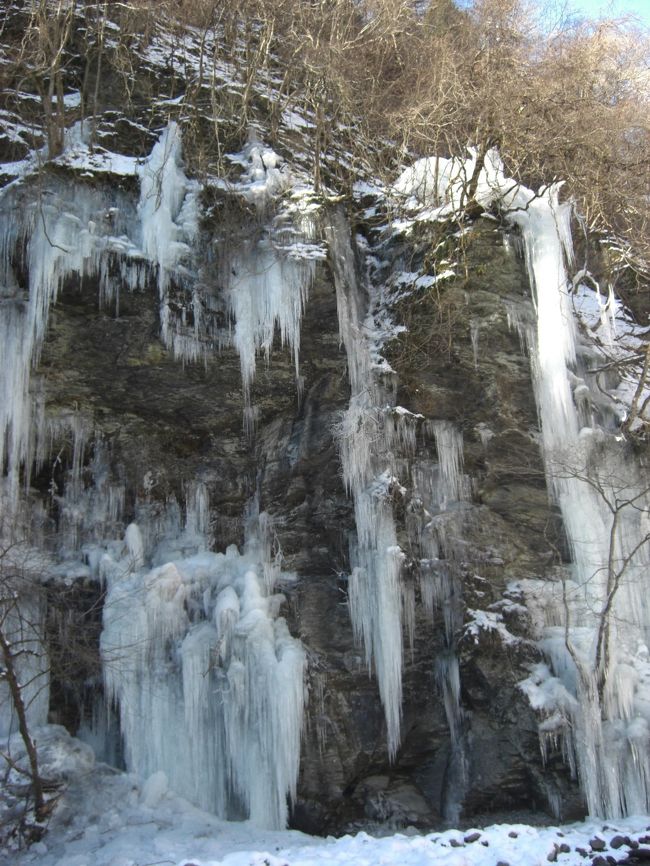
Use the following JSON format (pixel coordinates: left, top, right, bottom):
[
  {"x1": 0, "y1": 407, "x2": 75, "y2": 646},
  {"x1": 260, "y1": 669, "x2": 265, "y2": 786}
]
[
  {"x1": 8, "y1": 735, "x2": 650, "y2": 866},
  {"x1": 464, "y1": 609, "x2": 519, "y2": 647}
]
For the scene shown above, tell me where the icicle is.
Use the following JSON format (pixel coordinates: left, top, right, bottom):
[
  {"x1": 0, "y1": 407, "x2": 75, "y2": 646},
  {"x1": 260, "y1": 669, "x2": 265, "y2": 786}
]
[
  {"x1": 224, "y1": 242, "x2": 312, "y2": 405},
  {"x1": 480, "y1": 159, "x2": 650, "y2": 818},
  {"x1": 470, "y1": 320, "x2": 479, "y2": 369},
  {"x1": 137, "y1": 122, "x2": 201, "y2": 362},
  {"x1": 0, "y1": 128, "x2": 199, "y2": 511},
  {"x1": 327, "y1": 209, "x2": 405, "y2": 758},
  {"x1": 100, "y1": 494, "x2": 306, "y2": 829}
]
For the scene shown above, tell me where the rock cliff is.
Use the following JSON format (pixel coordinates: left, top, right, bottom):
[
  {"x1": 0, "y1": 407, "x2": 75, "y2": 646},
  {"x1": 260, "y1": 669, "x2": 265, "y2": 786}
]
[{"x1": 1, "y1": 3, "x2": 649, "y2": 837}]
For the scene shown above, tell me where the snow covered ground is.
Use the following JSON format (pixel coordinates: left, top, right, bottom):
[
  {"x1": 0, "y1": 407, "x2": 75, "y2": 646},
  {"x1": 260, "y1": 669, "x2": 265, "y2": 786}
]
[{"x1": 3, "y1": 727, "x2": 650, "y2": 866}]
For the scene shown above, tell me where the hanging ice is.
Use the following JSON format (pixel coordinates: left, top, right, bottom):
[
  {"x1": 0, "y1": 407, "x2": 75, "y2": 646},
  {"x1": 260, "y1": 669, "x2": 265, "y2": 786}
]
[
  {"x1": 100, "y1": 495, "x2": 306, "y2": 829},
  {"x1": 328, "y1": 203, "x2": 474, "y2": 766},
  {"x1": 137, "y1": 121, "x2": 200, "y2": 358},
  {"x1": 0, "y1": 122, "x2": 200, "y2": 507},
  {"x1": 393, "y1": 147, "x2": 650, "y2": 817},
  {"x1": 326, "y1": 210, "x2": 405, "y2": 757},
  {"x1": 481, "y1": 153, "x2": 650, "y2": 818},
  {"x1": 215, "y1": 136, "x2": 324, "y2": 426}
]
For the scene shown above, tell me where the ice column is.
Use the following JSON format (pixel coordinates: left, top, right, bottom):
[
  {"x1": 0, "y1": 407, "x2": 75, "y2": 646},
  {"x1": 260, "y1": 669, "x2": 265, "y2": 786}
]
[
  {"x1": 327, "y1": 208, "x2": 405, "y2": 758},
  {"x1": 501, "y1": 173, "x2": 650, "y2": 817},
  {"x1": 101, "y1": 493, "x2": 306, "y2": 829},
  {"x1": 137, "y1": 121, "x2": 200, "y2": 361}
]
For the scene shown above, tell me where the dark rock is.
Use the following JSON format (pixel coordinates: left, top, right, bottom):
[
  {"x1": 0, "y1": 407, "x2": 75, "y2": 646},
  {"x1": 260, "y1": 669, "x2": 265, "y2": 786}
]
[
  {"x1": 622, "y1": 850, "x2": 650, "y2": 862},
  {"x1": 591, "y1": 839, "x2": 607, "y2": 852},
  {"x1": 611, "y1": 837, "x2": 630, "y2": 850},
  {"x1": 464, "y1": 832, "x2": 481, "y2": 843}
]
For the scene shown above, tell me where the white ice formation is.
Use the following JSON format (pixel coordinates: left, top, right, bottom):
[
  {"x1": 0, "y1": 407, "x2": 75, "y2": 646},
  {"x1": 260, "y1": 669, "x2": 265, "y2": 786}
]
[
  {"x1": 0, "y1": 122, "x2": 198, "y2": 507},
  {"x1": 100, "y1": 492, "x2": 306, "y2": 829},
  {"x1": 395, "y1": 148, "x2": 650, "y2": 817},
  {"x1": 216, "y1": 136, "x2": 324, "y2": 428},
  {"x1": 0, "y1": 123, "x2": 314, "y2": 827},
  {"x1": 328, "y1": 208, "x2": 471, "y2": 770}
]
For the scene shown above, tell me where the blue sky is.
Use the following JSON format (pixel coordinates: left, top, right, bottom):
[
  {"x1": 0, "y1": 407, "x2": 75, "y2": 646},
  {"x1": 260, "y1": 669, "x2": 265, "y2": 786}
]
[
  {"x1": 456, "y1": 0, "x2": 650, "y2": 28},
  {"x1": 569, "y1": 0, "x2": 650, "y2": 26}
]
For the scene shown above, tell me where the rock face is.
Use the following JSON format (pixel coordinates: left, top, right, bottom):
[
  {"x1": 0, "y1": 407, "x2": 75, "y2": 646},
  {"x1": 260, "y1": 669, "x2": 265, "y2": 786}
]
[
  {"x1": 11, "y1": 163, "x2": 582, "y2": 833},
  {"x1": 5, "y1": 2, "x2": 650, "y2": 842},
  {"x1": 7, "y1": 5, "x2": 639, "y2": 836}
]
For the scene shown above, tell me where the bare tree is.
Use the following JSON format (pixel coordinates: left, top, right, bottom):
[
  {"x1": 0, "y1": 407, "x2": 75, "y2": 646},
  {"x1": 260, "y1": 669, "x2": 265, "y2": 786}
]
[{"x1": 0, "y1": 536, "x2": 51, "y2": 839}]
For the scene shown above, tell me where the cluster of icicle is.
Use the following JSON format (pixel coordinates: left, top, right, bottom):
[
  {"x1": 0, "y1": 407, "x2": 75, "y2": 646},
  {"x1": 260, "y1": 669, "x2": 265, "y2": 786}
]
[
  {"x1": 0, "y1": 120, "x2": 322, "y2": 510},
  {"x1": 0, "y1": 122, "x2": 319, "y2": 827},
  {"x1": 99, "y1": 489, "x2": 306, "y2": 829},
  {"x1": 397, "y1": 148, "x2": 650, "y2": 817},
  {"x1": 215, "y1": 133, "x2": 325, "y2": 433},
  {"x1": 0, "y1": 122, "x2": 198, "y2": 506},
  {"x1": 327, "y1": 208, "x2": 472, "y2": 787}
]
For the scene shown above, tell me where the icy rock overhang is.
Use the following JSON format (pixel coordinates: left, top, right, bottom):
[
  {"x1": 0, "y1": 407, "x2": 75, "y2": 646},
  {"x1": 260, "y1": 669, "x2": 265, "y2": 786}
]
[
  {"x1": 0, "y1": 122, "x2": 200, "y2": 504},
  {"x1": 0, "y1": 119, "x2": 329, "y2": 505}
]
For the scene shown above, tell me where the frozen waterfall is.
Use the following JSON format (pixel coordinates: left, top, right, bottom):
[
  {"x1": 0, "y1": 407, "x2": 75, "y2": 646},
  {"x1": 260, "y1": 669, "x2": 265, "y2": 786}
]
[
  {"x1": 100, "y1": 493, "x2": 306, "y2": 829},
  {"x1": 395, "y1": 148, "x2": 650, "y2": 817},
  {"x1": 508, "y1": 185, "x2": 650, "y2": 817},
  {"x1": 328, "y1": 208, "x2": 472, "y2": 768}
]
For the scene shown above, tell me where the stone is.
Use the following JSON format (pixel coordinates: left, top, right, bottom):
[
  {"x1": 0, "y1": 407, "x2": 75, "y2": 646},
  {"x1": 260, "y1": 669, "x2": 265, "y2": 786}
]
[{"x1": 611, "y1": 837, "x2": 630, "y2": 850}]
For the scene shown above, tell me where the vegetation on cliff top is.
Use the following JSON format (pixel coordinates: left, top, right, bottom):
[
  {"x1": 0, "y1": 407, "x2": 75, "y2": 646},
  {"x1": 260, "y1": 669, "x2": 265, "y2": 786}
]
[{"x1": 0, "y1": 0, "x2": 648, "y2": 270}]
